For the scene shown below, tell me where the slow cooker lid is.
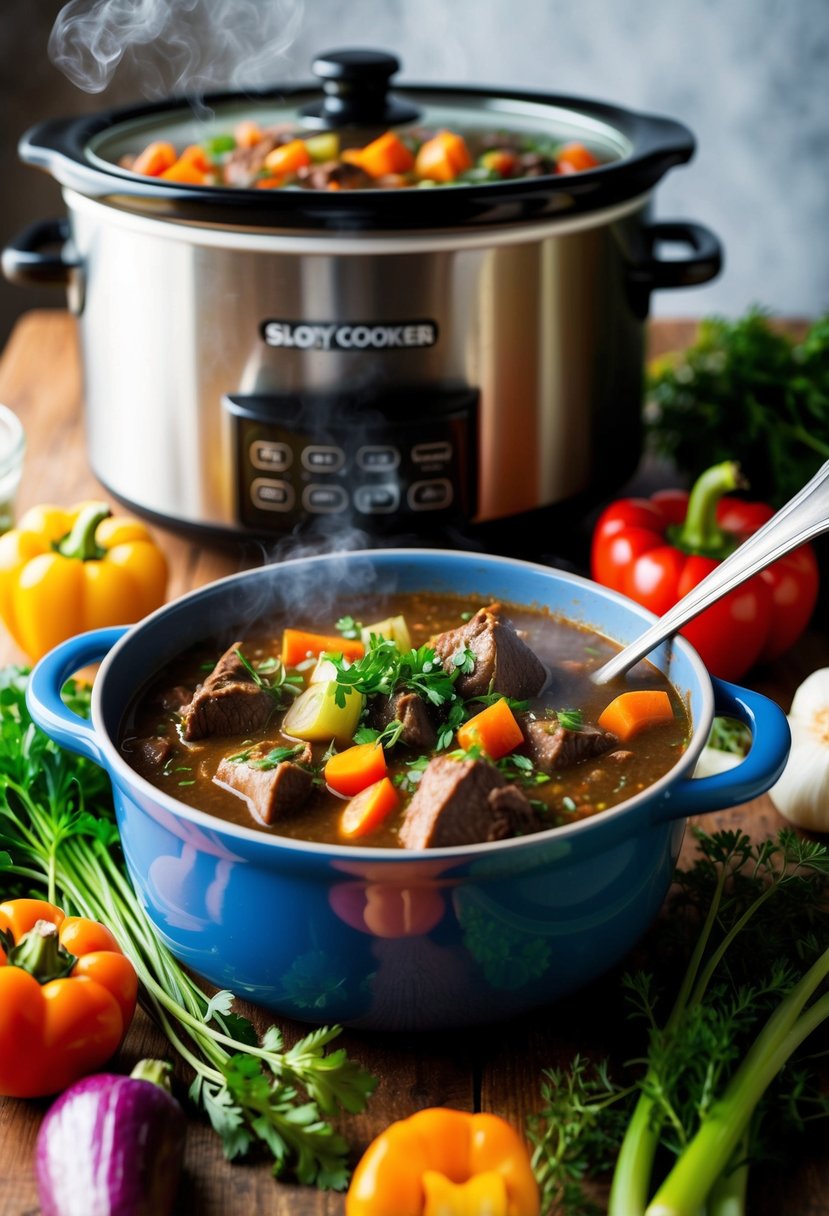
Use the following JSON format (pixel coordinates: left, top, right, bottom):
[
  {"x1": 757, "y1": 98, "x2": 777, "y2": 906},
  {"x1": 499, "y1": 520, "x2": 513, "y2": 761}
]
[{"x1": 20, "y1": 47, "x2": 696, "y2": 231}]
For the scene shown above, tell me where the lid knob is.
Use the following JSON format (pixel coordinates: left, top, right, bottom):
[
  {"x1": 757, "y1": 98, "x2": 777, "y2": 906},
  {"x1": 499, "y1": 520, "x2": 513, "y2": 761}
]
[{"x1": 301, "y1": 48, "x2": 421, "y2": 129}]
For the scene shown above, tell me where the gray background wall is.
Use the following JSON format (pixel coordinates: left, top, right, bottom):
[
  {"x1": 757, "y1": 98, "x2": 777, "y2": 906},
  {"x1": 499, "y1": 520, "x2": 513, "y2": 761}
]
[{"x1": 2, "y1": 0, "x2": 827, "y2": 345}]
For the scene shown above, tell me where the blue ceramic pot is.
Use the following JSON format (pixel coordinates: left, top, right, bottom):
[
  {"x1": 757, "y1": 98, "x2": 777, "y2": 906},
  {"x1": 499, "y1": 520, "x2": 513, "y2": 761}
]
[{"x1": 27, "y1": 550, "x2": 790, "y2": 1030}]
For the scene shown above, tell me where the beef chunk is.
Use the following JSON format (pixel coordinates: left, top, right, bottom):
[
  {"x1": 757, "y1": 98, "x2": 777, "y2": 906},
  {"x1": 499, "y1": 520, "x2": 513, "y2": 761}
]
[
  {"x1": 368, "y1": 690, "x2": 437, "y2": 750},
  {"x1": 180, "y1": 643, "x2": 274, "y2": 741},
  {"x1": 432, "y1": 607, "x2": 547, "y2": 700},
  {"x1": 521, "y1": 717, "x2": 618, "y2": 773},
  {"x1": 295, "y1": 160, "x2": 374, "y2": 190},
  {"x1": 398, "y1": 755, "x2": 542, "y2": 849},
  {"x1": 215, "y1": 743, "x2": 314, "y2": 826},
  {"x1": 158, "y1": 685, "x2": 193, "y2": 712},
  {"x1": 222, "y1": 125, "x2": 295, "y2": 187},
  {"x1": 133, "y1": 736, "x2": 173, "y2": 769}
]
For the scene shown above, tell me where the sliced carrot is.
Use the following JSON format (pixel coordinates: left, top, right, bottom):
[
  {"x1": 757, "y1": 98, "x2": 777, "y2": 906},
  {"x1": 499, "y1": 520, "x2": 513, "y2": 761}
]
[
  {"x1": 325, "y1": 741, "x2": 387, "y2": 797},
  {"x1": 414, "y1": 130, "x2": 473, "y2": 182},
  {"x1": 556, "y1": 141, "x2": 600, "y2": 174},
  {"x1": 234, "y1": 119, "x2": 265, "y2": 148},
  {"x1": 349, "y1": 131, "x2": 414, "y2": 178},
  {"x1": 340, "y1": 777, "x2": 399, "y2": 839},
  {"x1": 132, "y1": 141, "x2": 177, "y2": 177},
  {"x1": 160, "y1": 148, "x2": 209, "y2": 184},
  {"x1": 281, "y1": 628, "x2": 365, "y2": 668},
  {"x1": 456, "y1": 697, "x2": 524, "y2": 759},
  {"x1": 264, "y1": 138, "x2": 312, "y2": 177},
  {"x1": 597, "y1": 690, "x2": 674, "y2": 741}
]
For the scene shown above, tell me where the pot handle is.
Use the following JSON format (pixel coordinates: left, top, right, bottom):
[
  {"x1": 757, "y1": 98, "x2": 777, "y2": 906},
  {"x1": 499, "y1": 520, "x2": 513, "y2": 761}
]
[
  {"x1": 650, "y1": 677, "x2": 790, "y2": 824},
  {"x1": 631, "y1": 219, "x2": 723, "y2": 291},
  {"x1": 26, "y1": 627, "x2": 128, "y2": 766},
  {"x1": 2, "y1": 218, "x2": 80, "y2": 287}
]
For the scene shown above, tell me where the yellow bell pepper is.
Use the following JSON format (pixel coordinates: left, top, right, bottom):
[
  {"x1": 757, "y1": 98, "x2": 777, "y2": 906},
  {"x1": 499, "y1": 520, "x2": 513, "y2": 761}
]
[
  {"x1": 345, "y1": 1107, "x2": 540, "y2": 1216},
  {"x1": 0, "y1": 501, "x2": 168, "y2": 660}
]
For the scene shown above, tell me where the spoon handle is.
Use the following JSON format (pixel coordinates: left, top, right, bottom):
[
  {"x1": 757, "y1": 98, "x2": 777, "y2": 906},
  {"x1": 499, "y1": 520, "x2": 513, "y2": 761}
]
[{"x1": 592, "y1": 459, "x2": 829, "y2": 685}]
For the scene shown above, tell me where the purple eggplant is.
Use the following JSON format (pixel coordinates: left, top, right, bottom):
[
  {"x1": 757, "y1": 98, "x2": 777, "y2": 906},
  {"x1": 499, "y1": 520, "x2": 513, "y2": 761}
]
[{"x1": 35, "y1": 1059, "x2": 186, "y2": 1216}]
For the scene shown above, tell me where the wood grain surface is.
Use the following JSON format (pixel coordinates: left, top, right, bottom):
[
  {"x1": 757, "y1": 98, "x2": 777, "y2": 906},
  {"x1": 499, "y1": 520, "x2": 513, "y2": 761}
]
[{"x1": 0, "y1": 310, "x2": 825, "y2": 1215}]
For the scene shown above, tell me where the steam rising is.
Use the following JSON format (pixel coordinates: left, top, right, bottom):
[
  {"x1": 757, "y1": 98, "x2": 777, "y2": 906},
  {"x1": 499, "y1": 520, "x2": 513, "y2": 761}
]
[{"x1": 48, "y1": 0, "x2": 305, "y2": 96}]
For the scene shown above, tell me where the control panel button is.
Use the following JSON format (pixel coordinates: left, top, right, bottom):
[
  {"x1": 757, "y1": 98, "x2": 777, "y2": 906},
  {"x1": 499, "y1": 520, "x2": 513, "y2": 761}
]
[
  {"x1": 354, "y1": 484, "x2": 400, "y2": 514},
  {"x1": 357, "y1": 445, "x2": 401, "y2": 472},
  {"x1": 302, "y1": 484, "x2": 349, "y2": 514},
  {"x1": 249, "y1": 440, "x2": 292, "y2": 472},
  {"x1": 301, "y1": 445, "x2": 345, "y2": 473},
  {"x1": 412, "y1": 440, "x2": 453, "y2": 464},
  {"x1": 408, "y1": 479, "x2": 454, "y2": 511},
  {"x1": 251, "y1": 478, "x2": 295, "y2": 511}
]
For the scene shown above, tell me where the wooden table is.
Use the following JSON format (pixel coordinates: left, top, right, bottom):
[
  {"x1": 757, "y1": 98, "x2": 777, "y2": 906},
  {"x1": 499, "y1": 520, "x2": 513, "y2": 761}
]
[{"x1": 0, "y1": 310, "x2": 825, "y2": 1215}]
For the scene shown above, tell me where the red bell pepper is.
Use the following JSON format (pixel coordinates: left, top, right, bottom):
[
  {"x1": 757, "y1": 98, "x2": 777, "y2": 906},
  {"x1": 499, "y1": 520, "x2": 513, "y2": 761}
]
[{"x1": 590, "y1": 461, "x2": 819, "y2": 681}]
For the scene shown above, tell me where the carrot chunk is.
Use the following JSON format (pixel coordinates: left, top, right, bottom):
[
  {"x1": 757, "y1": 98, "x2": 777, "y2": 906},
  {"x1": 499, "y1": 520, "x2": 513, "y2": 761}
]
[
  {"x1": 340, "y1": 777, "x2": 399, "y2": 839},
  {"x1": 132, "y1": 141, "x2": 177, "y2": 177},
  {"x1": 597, "y1": 690, "x2": 674, "y2": 741},
  {"x1": 414, "y1": 130, "x2": 473, "y2": 182},
  {"x1": 263, "y1": 139, "x2": 312, "y2": 177},
  {"x1": 325, "y1": 742, "x2": 387, "y2": 797},
  {"x1": 234, "y1": 119, "x2": 265, "y2": 148},
  {"x1": 348, "y1": 131, "x2": 415, "y2": 178},
  {"x1": 456, "y1": 697, "x2": 524, "y2": 759},
  {"x1": 281, "y1": 629, "x2": 365, "y2": 667},
  {"x1": 556, "y1": 141, "x2": 601, "y2": 174}
]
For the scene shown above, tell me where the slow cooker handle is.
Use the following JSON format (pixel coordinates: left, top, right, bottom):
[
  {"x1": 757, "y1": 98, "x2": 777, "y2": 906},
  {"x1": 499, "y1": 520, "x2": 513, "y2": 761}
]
[
  {"x1": 649, "y1": 677, "x2": 790, "y2": 824},
  {"x1": 26, "y1": 627, "x2": 128, "y2": 767},
  {"x1": 2, "y1": 218, "x2": 80, "y2": 287},
  {"x1": 631, "y1": 219, "x2": 723, "y2": 291}
]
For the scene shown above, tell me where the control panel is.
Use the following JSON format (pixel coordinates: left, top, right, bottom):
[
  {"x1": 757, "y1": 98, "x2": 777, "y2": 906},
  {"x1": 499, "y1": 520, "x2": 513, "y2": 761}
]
[{"x1": 225, "y1": 388, "x2": 478, "y2": 534}]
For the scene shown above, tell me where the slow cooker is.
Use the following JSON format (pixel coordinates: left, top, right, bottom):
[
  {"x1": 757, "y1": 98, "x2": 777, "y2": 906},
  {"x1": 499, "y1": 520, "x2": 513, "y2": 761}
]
[{"x1": 3, "y1": 49, "x2": 722, "y2": 544}]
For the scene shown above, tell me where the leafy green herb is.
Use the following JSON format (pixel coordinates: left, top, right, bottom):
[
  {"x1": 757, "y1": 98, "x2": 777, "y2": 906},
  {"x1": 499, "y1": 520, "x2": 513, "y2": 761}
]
[
  {"x1": 234, "y1": 648, "x2": 303, "y2": 705},
  {"x1": 707, "y1": 715, "x2": 752, "y2": 756},
  {"x1": 496, "y1": 753, "x2": 551, "y2": 787},
  {"x1": 328, "y1": 638, "x2": 460, "y2": 710},
  {"x1": 354, "y1": 719, "x2": 405, "y2": 750},
  {"x1": 335, "y1": 615, "x2": 363, "y2": 640},
  {"x1": 228, "y1": 742, "x2": 306, "y2": 771},
  {"x1": 393, "y1": 754, "x2": 431, "y2": 794},
  {"x1": 0, "y1": 666, "x2": 375, "y2": 1188},
  {"x1": 526, "y1": 828, "x2": 829, "y2": 1216},
  {"x1": 557, "y1": 708, "x2": 584, "y2": 731},
  {"x1": 646, "y1": 309, "x2": 829, "y2": 507}
]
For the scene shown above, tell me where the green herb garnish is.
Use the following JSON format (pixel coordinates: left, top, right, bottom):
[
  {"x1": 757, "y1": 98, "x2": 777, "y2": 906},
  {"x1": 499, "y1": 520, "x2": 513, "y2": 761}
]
[
  {"x1": 234, "y1": 647, "x2": 303, "y2": 705},
  {"x1": 335, "y1": 615, "x2": 363, "y2": 640}
]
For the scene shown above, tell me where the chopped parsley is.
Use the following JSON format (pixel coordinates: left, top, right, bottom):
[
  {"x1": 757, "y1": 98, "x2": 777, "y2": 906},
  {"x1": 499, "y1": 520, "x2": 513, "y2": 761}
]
[
  {"x1": 234, "y1": 648, "x2": 304, "y2": 706},
  {"x1": 227, "y1": 743, "x2": 306, "y2": 770}
]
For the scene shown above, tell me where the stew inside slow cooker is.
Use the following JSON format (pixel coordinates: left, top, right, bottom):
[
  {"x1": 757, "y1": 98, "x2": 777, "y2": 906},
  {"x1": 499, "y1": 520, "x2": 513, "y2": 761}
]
[
  {"x1": 121, "y1": 123, "x2": 603, "y2": 191},
  {"x1": 118, "y1": 592, "x2": 689, "y2": 848}
]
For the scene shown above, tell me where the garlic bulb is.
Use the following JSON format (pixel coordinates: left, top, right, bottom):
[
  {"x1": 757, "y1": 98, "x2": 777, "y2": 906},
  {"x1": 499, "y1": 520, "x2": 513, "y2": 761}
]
[{"x1": 769, "y1": 668, "x2": 829, "y2": 832}]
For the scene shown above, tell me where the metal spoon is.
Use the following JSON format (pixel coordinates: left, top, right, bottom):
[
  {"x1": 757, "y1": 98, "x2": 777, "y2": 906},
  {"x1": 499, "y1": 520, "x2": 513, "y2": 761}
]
[{"x1": 591, "y1": 459, "x2": 829, "y2": 685}]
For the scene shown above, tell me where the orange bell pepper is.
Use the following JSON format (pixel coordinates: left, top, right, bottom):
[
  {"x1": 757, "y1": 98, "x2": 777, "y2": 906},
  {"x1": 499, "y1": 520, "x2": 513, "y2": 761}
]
[
  {"x1": 0, "y1": 500, "x2": 169, "y2": 661},
  {"x1": 0, "y1": 898, "x2": 138, "y2": 1098},
  {"x1": 346, "y1": 1106, "x2": 540, "y2": 1215}
]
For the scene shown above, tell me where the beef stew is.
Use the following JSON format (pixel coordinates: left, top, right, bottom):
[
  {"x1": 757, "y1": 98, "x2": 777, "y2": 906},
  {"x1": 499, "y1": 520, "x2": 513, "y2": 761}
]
[{"x1": 118, "y1": 592, "x2": 690, "y2": 848}]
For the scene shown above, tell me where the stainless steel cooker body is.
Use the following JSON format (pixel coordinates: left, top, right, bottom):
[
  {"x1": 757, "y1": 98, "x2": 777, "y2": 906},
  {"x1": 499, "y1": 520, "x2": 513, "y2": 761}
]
[
  {"x1": 4, "y1": 52, "x2": 723, "y2": 540},
  {"x1": 63, "y1": 188, "x2": 651, "y2": 536}
]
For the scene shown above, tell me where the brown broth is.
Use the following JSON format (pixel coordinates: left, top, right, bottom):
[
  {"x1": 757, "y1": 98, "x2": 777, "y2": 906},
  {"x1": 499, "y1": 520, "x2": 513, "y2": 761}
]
[{"x1": 118, "y1": 592, "x2": 690, "y2": 847}]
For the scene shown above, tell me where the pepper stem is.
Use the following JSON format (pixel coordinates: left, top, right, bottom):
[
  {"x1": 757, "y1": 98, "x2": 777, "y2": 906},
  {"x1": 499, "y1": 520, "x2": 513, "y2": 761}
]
[
  {"x1": 668, "y1": 461, "x2": 746, "y2": 559},
  {"x1": 130, "y1": 1058, "x2": 174, "y2": 1092},
  {"x1": 8, "y1": 919, "x2": 77, "y2": 983},
  {"x1": 55, "y1": 502, "x2": 111, "y2": 561}
]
